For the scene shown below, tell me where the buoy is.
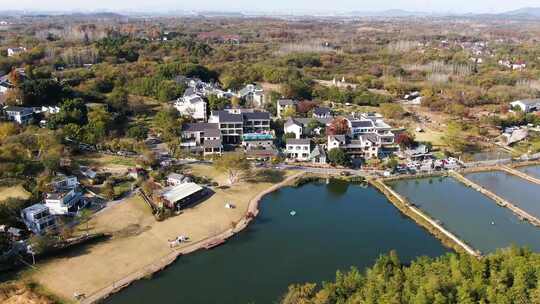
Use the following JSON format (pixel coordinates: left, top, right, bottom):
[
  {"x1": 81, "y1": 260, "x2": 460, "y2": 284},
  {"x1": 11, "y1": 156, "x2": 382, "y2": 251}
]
[
  {"x1": 491, "y1": 221, "x2": 495, "y2": 225},
  {"x1": 290, "y1": 210, "x2": 296, "y2": 216}
]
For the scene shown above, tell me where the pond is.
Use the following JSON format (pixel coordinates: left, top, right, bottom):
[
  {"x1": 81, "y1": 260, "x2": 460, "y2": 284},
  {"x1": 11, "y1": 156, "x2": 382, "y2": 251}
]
[
  {"x1": 466, "y1": 170, "x2": 540, "y2": 220},
  {"x1": 518, "y1": 165, "x2": 540, "y2": 180},
  {"x1": 466, "y1": 149, "x2": 511, "y2": 162},
  {"x1": 389, "y1": 176, "x2": 540, "y2": 254},
  {"x1": 104, "y1": 181, "x2": 448, "y2": 304}
]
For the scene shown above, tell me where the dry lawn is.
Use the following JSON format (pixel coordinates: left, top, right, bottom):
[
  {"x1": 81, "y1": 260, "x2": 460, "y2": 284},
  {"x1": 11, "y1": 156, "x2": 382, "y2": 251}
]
[
  {"x1": 29, "y1": 165, "x2": 295, "y2": 301},
  {"x1": 75, "y1": 153, "x2": 136, "y2": 175},
  {"x1": 0, "y1": 185, "x2": 31, "y2": 202}
]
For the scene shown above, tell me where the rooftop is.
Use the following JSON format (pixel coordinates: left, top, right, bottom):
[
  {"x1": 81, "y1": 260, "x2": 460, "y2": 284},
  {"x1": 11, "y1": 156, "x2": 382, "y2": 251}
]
[
  {"x1": 278, "y1": 99, "x2": 297, "y2": 106},
  {"x1": 242, "y1": 111, "x2": 270, "y2": 120},
  {"x1": 160, "y1": 182, "x2": 204, "y2": 203},
  {"x1": 182, "y1": 123, "x2": 219, "y2": 132},
  {"x1": 286, "y1": 138, "x2": 311, "y2": 145}
]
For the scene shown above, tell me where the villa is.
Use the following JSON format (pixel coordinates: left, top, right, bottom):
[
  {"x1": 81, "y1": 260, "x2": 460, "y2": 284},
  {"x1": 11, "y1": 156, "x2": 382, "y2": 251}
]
[
  {"x1": 285, "y1": 138, "x2": 312, "y2": 161},
  {"x1": 21, "y1": 204, "x2": 56, "y2": 234},
  {"x1": 3, "y1": 106, "x2": 34, "y2": 124}
]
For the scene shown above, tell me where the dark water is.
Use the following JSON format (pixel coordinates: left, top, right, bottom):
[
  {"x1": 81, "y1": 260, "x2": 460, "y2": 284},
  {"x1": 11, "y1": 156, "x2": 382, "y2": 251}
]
[
  {"x1": 389, "y1": 177, "x2": 540, "y2": 254},
  {"x1": 467, "y1": 149, "x2": 511, "y2": 162},
  {"x1": 466, "y1": 171, "x2": 540, "y2": 220},
  {"x1": 518, "y1": 165, "x2": 540, "y2": 180},
  {"x1": 105, "y1": 182, "x2": 448, "y2": 304}
]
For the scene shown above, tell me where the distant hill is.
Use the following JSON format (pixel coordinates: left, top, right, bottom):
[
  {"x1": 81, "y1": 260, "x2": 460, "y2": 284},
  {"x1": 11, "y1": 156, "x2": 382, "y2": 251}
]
[
  {"x1": 348, "y1": 9, "x2": 429, "y2": 17},
  {"x1": 500, "y1": 7, "x2": 540, "y2": 18}
]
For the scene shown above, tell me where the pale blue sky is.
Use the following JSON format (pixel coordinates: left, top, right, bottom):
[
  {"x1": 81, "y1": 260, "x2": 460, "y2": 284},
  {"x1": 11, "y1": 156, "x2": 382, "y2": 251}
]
[{"x1": 2, "y1": 0, "x2": 540, "y2": 13}]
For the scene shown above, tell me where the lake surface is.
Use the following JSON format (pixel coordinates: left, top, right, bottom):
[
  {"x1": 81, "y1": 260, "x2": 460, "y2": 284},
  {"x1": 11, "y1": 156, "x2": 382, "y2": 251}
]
[
  {"x1": 518, "y1": 165, "x2": 540, "y2": 179},
  {"x1": 105, "y1": 181, "x2": 448, "y2": 304},
  {"x1": 466, "y1": 171, "x2": 540, "y2": 220},
  {"x1": 389, "y1": 177, "x2": 540, "y2": 254}
]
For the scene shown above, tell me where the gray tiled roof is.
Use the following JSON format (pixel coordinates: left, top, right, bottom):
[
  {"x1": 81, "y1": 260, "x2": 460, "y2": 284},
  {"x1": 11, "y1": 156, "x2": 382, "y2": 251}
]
[
  {"x1": 203, "y1": 128, "x2": 221, "y2": 138},
  {"x1": 350, "y1": 120, "x2": 374, "y2": 128},
  {"x1": 313, "y1": 107, "x2": 331, "y2": 115},
  {"x1": 286, "y1": 138, "x2": 311, "y2": 145},
  {"x1": 214, "y1": 111, "x2": 243, "y2": 123},
  {"x1": 278, "y1": 99, "x2": 297, "y2": 106},
  {"x1": 182, "y1": 123, "x2": 219, "y2": 132},
  {"x1": 242, "y1": 111, "x2": 270, "y2": 120}
]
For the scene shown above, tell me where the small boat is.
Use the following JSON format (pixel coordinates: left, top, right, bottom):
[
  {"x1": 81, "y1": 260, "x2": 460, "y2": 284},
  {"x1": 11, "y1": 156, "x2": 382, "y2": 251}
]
[
  {"x1": 491, "y1": 221, "x2": 495, "y2": 225},
  {"x1": 290, "y1": 210, "x2": 297, "y2": 216}
]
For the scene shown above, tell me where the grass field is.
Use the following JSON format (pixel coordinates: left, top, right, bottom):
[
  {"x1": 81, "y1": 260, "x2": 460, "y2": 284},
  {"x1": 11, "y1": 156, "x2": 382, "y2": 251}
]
[{"x1": 0, "y1": 185, "x2": 31, "y2": 202}]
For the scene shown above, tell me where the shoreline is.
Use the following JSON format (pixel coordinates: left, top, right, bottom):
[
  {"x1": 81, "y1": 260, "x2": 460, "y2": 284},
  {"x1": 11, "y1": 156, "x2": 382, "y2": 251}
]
[{"x1": 79, "y1": 171, "x2": 305, "y2": 304}]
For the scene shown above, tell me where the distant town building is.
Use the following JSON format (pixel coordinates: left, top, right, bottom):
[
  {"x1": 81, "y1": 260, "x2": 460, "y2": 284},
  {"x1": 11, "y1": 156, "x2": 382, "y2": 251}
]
[
  {"x1": 3, "y1": 106, "x2": 33, "y2": 124},
  {"x1": 7, "y1": 47, "x2": 26, "y2": 57},
  {"x1": 510, "y1": 99, "x2": 540, "y2": 113}
]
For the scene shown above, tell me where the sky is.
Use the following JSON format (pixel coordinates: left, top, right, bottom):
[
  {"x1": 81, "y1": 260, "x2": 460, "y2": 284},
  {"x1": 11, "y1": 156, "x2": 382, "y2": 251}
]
[{"x1": 2, "y1": 0, "x2": 540, "y2": 14}]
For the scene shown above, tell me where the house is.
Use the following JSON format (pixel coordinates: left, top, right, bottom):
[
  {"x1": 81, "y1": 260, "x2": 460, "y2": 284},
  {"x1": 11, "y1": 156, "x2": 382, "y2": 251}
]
[
  {"x1": 284, "y1": 118, "x2": 304, "y2": 139},
  {"x1": 327, "y1": 134, "x2": 380, "y2": 160},
  {"x1": 284, "y1": 117, "x2": 333, "y2": 139},
  {"x1": 237, "y1": 84, "x2": 264, "y2": 107},
  {"x1": 79, "y1": 166, "x2": 97, "y2": 180},
  {"x1": 7, "y1": 47, "x2": 26, "y2": 57},
  {"x1": 181, "y1": 122, "x2": 223, "y2": 155},
  {"x1": 510, "y1": 99, "x2": 540, "y2": 113},
  {"x1": 242, "y1": 111, "x2": 271, "y2": 134},
  {"x1": 310, "y1": 145, "x2": 327, "y2": 164},
  {"x1": 155, "y1": 182, "x2": 206, "y2": 210},
  {"x1": 346, "y1": 113, "x2": 395, "y2": 146},
  {"x1": 208, "y1": 110, "x2": 271, "y2": 145},
  {"x1": 285, "y1": 138, "x2": 312, "y2": 161},
  {"x1": 3, "y1": 106, "x2": 33, "y2": 124},
  {"x1": 208, "y1": 111, "x2": 244, "y2": 145},
  {"x1": 21, "y1": 204, "x2": 56, "y2": 234},
  {"x1": 402, "y1": 144, "x2": 433, "y2": 161},
  {"x1": 128, "y1": 167, "x2": 146, "y2": 179},
  {"x1": 174, "y1": 94, "x2": 207, "y2": 121},
  {"x1": 44, "y1": 188, "x2": 83, "y2": 215},
  {"x1": 277, "y1": 99, "x2": 297, "y2": 118},
  {"x1": 203, "y1": 139, "x2": 223, "y2": 156},
  {"x1": 167, "y1": 173, "x2": 192, "y2": 186},
  {"x1": 312, "y1": 107, "x2": 332, "y2": 119},
  {"x1": 50, "y1": 175, "x2": 78, "y2": 190}
]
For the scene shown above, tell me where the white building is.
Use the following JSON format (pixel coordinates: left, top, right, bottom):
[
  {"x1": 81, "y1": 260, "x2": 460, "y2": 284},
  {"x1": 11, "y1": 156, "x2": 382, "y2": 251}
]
[
  {"x1": 44, "y1": 189, "x2": 83, "y2": 215},
  {"x1": 237, "y1": 84, "x2": 265, "y2": 107},
  {"x1": 284, "y1": 118, "x2": 304, "y2": 139},
  {"x1": 285, "y1": 138, "x2": 312, "y2": 161},
  {"x1": 7, "y1": 47, "x2": 26, "y2": 57},
  {"x1": 21, "y1": 204, "x2": 56, "y2": 234},
  {"x1": 4, "y1": 106, "x2": 33, "y2": 124},
  {"x1": 174, "y1": 94, "x2": 207, "y2": 121},
  {"x1": 277, "y1": 99, "x2": 297, "y2": 118},
  {"x1": 510, "y1": 99, "x2": 540, "y2": 113}
]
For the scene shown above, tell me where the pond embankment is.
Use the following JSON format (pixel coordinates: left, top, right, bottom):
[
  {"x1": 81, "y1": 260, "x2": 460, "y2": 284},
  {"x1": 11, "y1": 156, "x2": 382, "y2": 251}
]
[{"x1": 369, "y1": 178, "x2": 481, "y2": 257}]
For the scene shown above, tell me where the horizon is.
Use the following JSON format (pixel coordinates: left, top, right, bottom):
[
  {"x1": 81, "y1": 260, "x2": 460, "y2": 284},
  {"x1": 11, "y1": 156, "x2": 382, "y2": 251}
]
[{"x1": 3, "y1": 0, "x2": 540, "y2": 15}]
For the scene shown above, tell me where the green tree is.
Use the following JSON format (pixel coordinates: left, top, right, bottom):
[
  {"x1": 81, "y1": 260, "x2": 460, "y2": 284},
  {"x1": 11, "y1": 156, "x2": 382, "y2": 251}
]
[
  {"x1": 328, "y1": 148, "x2": 350, "y2": 167},
  {"x1": 213, "y1": 152, "x2": 251, "y2": 185}
]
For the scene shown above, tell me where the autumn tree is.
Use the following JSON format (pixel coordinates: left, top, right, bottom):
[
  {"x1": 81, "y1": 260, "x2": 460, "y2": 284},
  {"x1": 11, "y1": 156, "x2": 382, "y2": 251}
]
[
  {"x1": 213, "y1": 152, "x2": 251, "y2": 185},
  {"x1": 326, "y1": 117, "x2": 349, "y2": 135}
]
